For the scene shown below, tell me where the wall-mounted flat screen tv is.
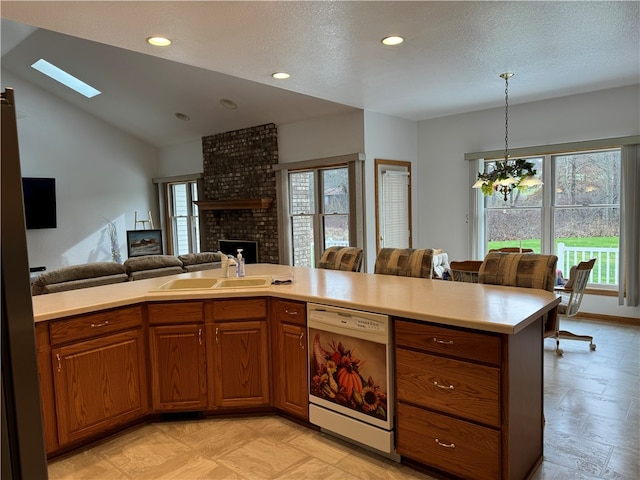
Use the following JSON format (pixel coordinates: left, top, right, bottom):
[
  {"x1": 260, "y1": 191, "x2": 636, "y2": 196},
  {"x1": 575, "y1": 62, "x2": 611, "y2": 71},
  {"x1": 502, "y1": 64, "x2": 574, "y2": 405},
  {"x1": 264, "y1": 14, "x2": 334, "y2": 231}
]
[{"x1": 22, "y1": 177, "x2": 57, "y2": 229}]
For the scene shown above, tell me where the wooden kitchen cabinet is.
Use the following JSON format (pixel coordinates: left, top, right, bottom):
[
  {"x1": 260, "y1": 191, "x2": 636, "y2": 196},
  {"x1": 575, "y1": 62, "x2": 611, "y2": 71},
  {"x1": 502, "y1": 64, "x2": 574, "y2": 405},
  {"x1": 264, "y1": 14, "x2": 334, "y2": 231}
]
[
  {"x1": 208, "y1": 299, "x2": 270, "y2": 408},
  {"x1": 49, "y1": 306, "x2": 147, "y2": 446},
  {"x1": 35, "y1": 323, "x2": 58, "y2": 454},
  {"x1": 148, "y1": 302, "x2": 207, "y2": 411},
  {"x1": 394, "y1": 317, "x2": 543, "y2": 480},
  {"x1": 271, "y1": 299, "x2": 308, "y2": 420}
]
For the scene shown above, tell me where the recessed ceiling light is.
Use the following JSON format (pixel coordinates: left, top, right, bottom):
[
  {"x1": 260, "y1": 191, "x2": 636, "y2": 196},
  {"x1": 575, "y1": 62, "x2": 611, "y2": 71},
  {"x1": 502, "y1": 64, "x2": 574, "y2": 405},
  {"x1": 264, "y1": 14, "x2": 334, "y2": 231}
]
[
  {"x1": 220, "y1": 98, "x2": 238, "y2": 110},
  {"x1": 381, "y1": 35, "x2": 404, "y2": 46},
  {"x1": 147, "y1": 36, "x2": 172, "y2": 47},
  {"x1": 31, "y1": 59, "x2": 101, "y2": 98},
  {"x1": 272, "y1": 72, "x2": 290, "y2": 80},
  {"x1": 175, "y1": 112, "x2": 190, "y2": 121}
]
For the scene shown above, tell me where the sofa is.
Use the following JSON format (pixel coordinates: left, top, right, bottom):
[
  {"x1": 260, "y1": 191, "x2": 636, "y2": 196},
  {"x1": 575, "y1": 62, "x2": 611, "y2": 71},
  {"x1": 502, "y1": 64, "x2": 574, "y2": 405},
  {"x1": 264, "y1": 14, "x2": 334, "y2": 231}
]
[
  {"x1": 178, "y1": 252, "x2": 223, "y2": 272},
  {"x1": 32, "y1": 252, "x2": 223, "y2": 295},
  {"x1": 31, "y1": 262, "x2": 129, "y2": 295},
  {"x1": 123, "y1": 255, "x2": 185, "y2": 281}
]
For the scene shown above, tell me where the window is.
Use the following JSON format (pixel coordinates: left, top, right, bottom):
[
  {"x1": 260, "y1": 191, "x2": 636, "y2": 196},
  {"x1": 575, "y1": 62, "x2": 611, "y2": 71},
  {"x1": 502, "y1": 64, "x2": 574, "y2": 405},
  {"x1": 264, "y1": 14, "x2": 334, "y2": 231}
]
[
  {"x1": 166, "y1": 180, "x2": 200, "y2": 255},
  {"x1": 289, "y1": 166, "x2": 350, "y2": 267},
  {"x1": 553, "y1": 150, "x2": 620, "y2": 286},
  {"x1": 477, "y1": 148, "x2": 621, "y2": 287}
]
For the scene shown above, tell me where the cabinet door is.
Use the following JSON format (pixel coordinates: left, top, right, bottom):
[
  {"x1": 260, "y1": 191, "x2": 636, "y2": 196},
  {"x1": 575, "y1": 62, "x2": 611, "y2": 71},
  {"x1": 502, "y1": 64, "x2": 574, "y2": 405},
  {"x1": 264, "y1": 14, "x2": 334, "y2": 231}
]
[
  {"x1": 271, "y1": 299, "x2": 308, "y2": 420},
  {"x1": 275, "y1": 322, "x2": 308, "y2": 419},
  {"x1": 35, "y1": 324, "x2": 58, "y2": 454},
  {"x1": 211, "y1": 320, "x2": 269, "y2": 408},
  {"x1": 149, "y1": 324, "x2": 207, "y2": 411},
  {"x1": 51, "y1": 329, "x2": 147, "y2": 446}
]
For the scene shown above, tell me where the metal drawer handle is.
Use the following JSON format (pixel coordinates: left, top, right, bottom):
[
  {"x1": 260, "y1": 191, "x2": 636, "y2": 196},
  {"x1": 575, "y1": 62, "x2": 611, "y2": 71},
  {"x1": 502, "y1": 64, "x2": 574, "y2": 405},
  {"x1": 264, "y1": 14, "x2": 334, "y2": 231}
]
[
  {"x1": 56, "y1": 353, "x2": 61, "y2": 373},
  {"x1": 299, "y1": 332, "x2": 304, "y2": 349},
  {"x1": 285, "y1": 308, "x2": 298, "y2": 316},
  {"x1": 198, "y1": 328, "x2": 202, "y2": 346},
  {"x1": 435, "y1": 438, "x2": 456, "y2": 449},
  {"x1": 434, "y1": 381, "x2": 454, "y2": 390},
  {"x1": 433, "y1": 337, "x2": 453, "y2": 345},
  {"x1": 215, "y1": 327, "x2": 219, "y2": 344},
  {"x1": 90, "y1": 320, "x2": 109, "y2": 328}
]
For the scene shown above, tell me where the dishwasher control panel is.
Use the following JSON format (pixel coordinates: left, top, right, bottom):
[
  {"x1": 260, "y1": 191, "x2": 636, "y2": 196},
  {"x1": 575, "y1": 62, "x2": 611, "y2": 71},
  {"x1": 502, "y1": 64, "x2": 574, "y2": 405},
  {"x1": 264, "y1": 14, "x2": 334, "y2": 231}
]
[{"x1": 307, "y1": 303, "x2": 390, "y2": 337}]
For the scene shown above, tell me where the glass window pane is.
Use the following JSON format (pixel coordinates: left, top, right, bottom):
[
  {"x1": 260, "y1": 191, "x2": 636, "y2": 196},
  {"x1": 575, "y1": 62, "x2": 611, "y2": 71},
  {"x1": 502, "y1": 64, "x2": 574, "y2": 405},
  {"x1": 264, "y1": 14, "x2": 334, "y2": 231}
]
[
  {"x1": 190, "y1": 182, "x2": 198, "y2": 215},
  {"x1": 322, "y1": 168, "x2": 349, "y2": 214},
  {"x1": 290, "y1": 171, "x2": 315, "y2": 214},
  {"x1": 554, "y1": 151, "x2": 620, "y2": 206},
  {"x1": 486, "y1": 207, "x2": 541, "y2": 253},
  {"x1": 172, "y1": 217, "x2": 190, "y2": 255},
  {"x1": 291, "y1": 215, "x2": 314, "y2": 267},
  {"x1": 171, "y1": 183, "x2": 188, "y2": 216},
  {"x1": 323, "y1": 214, "x2": 349, "y2": 250},
  {"x1": 554, "y1": 206, "x2": 619, "y2": 286}
]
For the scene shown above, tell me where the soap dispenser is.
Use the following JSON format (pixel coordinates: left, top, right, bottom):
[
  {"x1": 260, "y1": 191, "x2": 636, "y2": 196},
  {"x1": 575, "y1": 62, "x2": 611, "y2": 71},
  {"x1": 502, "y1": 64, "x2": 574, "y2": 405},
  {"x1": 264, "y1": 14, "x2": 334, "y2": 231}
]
[{"x1": 236, "y1": 248, "x2": 245, "y2": 277}]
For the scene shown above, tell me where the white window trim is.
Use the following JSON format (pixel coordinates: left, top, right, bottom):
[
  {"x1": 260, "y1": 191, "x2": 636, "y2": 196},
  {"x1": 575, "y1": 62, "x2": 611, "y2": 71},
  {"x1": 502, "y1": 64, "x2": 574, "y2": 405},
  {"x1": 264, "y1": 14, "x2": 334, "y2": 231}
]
[
  {"x1": 153, "y1": 173, "x2": 203, "y2": 254},
  {"x1": 274, "y1": 153, "x2": 365, "y2": 267},
  {"x1": 469, "y1": 138, "x2": 632, "y2": 261}
]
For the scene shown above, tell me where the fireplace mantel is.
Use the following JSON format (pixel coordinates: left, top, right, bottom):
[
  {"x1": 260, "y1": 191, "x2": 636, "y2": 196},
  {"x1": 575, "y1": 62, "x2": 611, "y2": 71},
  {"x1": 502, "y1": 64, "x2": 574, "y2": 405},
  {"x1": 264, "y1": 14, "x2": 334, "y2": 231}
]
[{"x1": 194, "y1": 198, "x2": 274, "y2": 210}]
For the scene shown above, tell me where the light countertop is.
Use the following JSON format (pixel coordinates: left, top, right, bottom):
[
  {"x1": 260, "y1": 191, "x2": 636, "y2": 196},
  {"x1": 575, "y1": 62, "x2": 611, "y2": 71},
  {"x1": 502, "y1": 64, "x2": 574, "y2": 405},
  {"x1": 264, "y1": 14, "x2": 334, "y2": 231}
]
[{"x1": 31, "y1": 264, "x2": 560, "y2": 335}]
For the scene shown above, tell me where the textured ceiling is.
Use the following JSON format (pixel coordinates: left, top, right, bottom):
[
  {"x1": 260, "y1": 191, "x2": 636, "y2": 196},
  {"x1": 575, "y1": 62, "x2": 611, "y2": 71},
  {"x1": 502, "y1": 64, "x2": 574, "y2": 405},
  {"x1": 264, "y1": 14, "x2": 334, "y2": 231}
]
[{"x1": 1, "y1": 1, "x2": 639, "y2": 148}]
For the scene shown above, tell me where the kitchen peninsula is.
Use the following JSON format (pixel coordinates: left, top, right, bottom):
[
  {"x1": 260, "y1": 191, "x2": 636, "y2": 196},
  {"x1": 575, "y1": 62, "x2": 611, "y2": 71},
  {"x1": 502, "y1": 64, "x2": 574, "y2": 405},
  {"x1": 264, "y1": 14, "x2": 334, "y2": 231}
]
[{"x1": 33, "y1": 264, "x2": 560, "y2": 480}]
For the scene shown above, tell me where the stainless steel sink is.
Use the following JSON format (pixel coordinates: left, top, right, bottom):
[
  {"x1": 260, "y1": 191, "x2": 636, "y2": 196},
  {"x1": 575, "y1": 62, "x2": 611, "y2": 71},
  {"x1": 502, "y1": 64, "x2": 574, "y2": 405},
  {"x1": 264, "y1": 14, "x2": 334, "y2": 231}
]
[{"x1": 214, "y1": 276, "x2": 272, "y2": 288}]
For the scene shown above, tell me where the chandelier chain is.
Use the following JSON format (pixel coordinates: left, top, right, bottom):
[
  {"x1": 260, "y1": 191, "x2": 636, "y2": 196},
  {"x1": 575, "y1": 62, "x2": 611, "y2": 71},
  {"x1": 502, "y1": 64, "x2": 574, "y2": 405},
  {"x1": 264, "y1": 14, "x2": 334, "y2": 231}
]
[{"x1": 504, "y1": 75, "x2": 509, "y2": 162}]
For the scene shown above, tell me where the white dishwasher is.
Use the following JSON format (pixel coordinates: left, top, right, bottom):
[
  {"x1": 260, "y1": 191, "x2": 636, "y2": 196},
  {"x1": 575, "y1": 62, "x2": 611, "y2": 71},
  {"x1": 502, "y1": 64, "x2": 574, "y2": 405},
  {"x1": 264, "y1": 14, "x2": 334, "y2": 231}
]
[{"x1": 307, "y1": 303, "x2": 398, "y2": 459}]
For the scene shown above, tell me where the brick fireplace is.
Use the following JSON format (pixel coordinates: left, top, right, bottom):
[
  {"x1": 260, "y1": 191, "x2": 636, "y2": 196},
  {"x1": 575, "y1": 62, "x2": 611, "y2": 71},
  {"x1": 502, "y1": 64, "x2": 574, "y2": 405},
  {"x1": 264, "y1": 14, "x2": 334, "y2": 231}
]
[{"x1": 201, "y1": 123, "x2": 279, "y2": 263}]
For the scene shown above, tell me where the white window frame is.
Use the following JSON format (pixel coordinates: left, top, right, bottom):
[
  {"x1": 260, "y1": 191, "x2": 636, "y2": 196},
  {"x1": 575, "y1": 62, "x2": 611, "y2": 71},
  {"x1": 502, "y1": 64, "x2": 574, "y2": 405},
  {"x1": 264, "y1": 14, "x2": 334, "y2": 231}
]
[
  {"x1": 468, "y1": 139, "x2": 630, "y2": 290},
  {"x1": 273, "y1": 153, "x2": 365, "y2": 267},
  {"x1": 153, "y1": 173, "x2": 203, "y2": 256}
]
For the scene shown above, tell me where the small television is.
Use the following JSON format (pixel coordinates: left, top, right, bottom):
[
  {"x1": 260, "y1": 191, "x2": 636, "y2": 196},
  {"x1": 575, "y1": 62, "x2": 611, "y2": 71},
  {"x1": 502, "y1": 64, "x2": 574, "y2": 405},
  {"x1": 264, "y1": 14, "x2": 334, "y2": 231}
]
[
  {"x1": 22, "y1": 177, "x2": 57, "y2": 229},
  {"x1": 218, "y1": 239, "x2": 258, "y2": 264}
]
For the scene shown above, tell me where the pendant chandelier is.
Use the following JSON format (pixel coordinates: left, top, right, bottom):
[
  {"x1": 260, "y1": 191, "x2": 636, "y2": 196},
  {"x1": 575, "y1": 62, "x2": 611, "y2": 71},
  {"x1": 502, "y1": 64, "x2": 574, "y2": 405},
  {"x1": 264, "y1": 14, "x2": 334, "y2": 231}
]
[{"x1": 473, "y1": 73, "x2": 543, "y2": 202}]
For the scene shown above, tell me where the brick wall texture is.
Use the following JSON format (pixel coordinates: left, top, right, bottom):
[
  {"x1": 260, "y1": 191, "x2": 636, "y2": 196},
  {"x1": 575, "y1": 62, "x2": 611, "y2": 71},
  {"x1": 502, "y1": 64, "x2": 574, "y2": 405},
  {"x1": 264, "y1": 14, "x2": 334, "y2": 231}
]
[{"x1": 201, "y1": 123, "x2": 279, "y2": 263}]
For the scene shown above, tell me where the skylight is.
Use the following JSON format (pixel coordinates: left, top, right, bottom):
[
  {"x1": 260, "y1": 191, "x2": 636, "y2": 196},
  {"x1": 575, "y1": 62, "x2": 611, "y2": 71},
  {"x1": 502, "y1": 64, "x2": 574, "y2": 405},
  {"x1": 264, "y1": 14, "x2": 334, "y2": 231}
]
[{"x1": 31, "y1": 59, "x2": 101, "y2": 98}]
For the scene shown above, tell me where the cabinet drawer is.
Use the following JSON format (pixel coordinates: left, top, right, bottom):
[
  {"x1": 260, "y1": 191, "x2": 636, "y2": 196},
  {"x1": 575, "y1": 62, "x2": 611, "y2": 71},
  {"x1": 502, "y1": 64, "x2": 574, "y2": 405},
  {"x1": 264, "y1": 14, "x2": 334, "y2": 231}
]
[
  {"x1": 49, "y1": 306, "x2": 142, "y2": 345},
  {"x1": 396, "y1": 348, "x2": 500, "y2": 427},
  {"x1": 147, "y1": 301, "x2": 204, "y2": 325},
  {"x1": 273, "y1": 299, "x2": 306, "y2": 325},
  {"x1": 396, "y1": 402, "x2": 500, "y2": 480},
  {"x1": 212, "y1": 299, "x2": 267, "y2": 321},
  {"x1": 395, "y1": 319, "x2": 501, "y2": 365}
]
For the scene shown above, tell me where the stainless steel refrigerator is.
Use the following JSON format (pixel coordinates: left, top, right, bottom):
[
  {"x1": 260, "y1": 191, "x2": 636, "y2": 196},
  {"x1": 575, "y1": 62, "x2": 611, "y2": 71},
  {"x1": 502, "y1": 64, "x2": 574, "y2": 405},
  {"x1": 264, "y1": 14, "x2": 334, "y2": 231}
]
[{"x1": 2, "y1": 87, "x2": 49, "y2": 478}]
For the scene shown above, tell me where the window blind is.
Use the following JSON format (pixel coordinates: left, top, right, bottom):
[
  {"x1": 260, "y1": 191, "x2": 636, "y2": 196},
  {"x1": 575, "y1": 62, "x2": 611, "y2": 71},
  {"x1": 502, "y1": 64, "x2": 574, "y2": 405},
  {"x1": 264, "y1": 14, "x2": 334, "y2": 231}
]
[{"x1": 381, "y1": 171, "x2": 409, "y2": 248}]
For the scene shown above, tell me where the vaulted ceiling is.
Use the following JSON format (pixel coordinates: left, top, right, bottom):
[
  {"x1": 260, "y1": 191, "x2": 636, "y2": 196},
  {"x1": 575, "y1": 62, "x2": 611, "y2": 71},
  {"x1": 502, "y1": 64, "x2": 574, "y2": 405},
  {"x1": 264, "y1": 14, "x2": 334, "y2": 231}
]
[{"x1": 2, "y1": 1, "x2": 638, "y2": 148}]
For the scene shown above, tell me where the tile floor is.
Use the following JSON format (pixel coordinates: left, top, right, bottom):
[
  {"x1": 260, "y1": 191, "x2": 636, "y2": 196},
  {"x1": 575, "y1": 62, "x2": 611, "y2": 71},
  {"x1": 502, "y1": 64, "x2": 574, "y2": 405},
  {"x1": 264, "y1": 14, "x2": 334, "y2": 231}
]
[{"x1": 48, "y1": 317, "x2": 639, "y2": 480}]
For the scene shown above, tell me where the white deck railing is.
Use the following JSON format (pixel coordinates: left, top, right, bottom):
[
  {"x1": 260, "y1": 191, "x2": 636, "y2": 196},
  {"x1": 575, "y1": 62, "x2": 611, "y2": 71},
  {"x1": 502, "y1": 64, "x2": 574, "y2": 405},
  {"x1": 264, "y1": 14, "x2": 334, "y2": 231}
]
[{"x1": 556, "y1": 243, "x2": 619, "y2": 285}]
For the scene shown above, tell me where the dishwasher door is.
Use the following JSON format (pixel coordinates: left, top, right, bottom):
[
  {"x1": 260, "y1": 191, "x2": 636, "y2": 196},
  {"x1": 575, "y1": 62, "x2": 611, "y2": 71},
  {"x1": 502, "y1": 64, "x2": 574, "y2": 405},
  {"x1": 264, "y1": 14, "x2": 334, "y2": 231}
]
[{"x1": 307, "y1": 303, "x2": 396, "y2": 454}]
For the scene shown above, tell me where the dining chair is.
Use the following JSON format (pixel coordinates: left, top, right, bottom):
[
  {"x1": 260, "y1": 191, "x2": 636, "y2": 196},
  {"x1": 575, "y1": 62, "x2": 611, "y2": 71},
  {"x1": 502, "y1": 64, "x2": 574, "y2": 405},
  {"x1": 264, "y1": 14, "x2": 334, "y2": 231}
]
[
  {"x1": 552, "y1": 258, "x2": 597, "y2": 355},
  {"x1": 479, "y1": 251, "x2": 559, "y2": 354},
  {"x1": 317, "y1": 246, "x2": 363, "y2": 272},
  {"x1": 449, "y1": 260, "x2": 483, "y2": 283},
  {"x1": 488, "y1": 247, "x2": 535, "y2": 253},
  {"x1": 374, "y1": 248, "x2": 433, "y2": 278}
]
